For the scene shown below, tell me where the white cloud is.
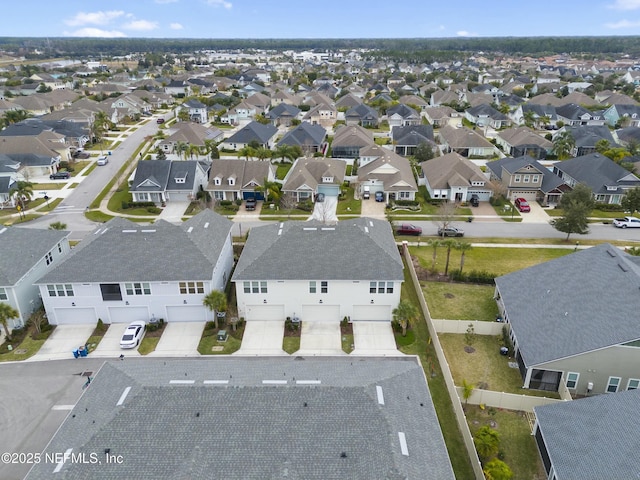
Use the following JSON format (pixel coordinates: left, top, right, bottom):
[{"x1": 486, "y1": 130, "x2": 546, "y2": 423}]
[
  {"x1": 605, "y1": 18, "x2": 640, "y2": 27},
  {"x1": 170, "y1": 23, "x2": 184, "y2": 30},
  {"x1": 457, "y1": 30, "x2": 477, "y2": 37},
  {"x1": 66, "y1": 28, "x2": 127, "y2": 38},
  {"x1": 608, "y1": 0, "x2": 640, "y2": 10},
  {"x1": 122, "y1": 20, "x2": 159, "y2": 31},
  {"x1": 65, "y1": 11, "x2": 125, "y2": 27},
  {"x1": 205, "y1": 0, "x2": 232, "y2": 9},
  {"x1": 156, "y1": 0, "x2": 179, "y2": 3},
  {"x1": 438, "y1": 25, "x2": 446, "y2": 31}
]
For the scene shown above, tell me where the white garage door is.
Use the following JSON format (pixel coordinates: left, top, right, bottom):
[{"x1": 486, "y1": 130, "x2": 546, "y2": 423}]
[
  {"x1": 54, "y1": 307, "x2": 97, "y2": 325},
  {"x1": 166, "y1": 305, "x2": 209, "y2": 322},
  {"x1": 512, "y1": 191, "x2": 537, "y2": 201},
  {"x1": 352, "y1": 305, "x2": 391, "y2": 322},
  {"x1": 468, "y1": 190, "x2": 491, "y2": 201},
  {"x1": 245, "y1": 305, "x2": 284, "y2": 321},
  {"x1": 108, "y1": 306, "x2": 149, "y2": 324},
  {"x1": 301, "y1": 305, "x2": 340, "y2": 323}
]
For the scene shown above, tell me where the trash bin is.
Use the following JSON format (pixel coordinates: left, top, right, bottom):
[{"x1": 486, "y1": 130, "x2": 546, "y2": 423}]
[
  {"x1": 73, "y1": 349, "x2": 79, "y2": 359},
  {"x1": 78, "y1": 345, "x2": 87, "y2": 357},
  {"x1": 107, "y1": 151, "x2": 112, "y2": 155}
]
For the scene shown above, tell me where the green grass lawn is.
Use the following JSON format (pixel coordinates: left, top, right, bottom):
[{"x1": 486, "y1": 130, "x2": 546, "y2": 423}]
[
  {"x1": 465, "y1": 406, "x2": 546, "y2": 480},
  {"x1": 282, "y1": 337, "x2": 300, "y2": 354},
  {"x1": 69, "y1": 183, "x2": 79, "y2": 189},
  {"x1": 197, "y1": 324, "x2": 244, "y2": 355},
  {"x1": 423, "y1": 281, "x2": 498, "y2": 321},
  {"x1": 546, "y1": 208, "x2": 637, "y2": 219},
  {"x1": 341, "y1": 333, "x2": 354, "y2": 353},
  {"x1": 411, "y1": 246, "x2": 572, "y2": 277},
  {"x1": 32, "y1": 182, "x2": 65, "y2": 190},
  {"x1": 336, "y1": 186, "x2": 362, "y2": 215},
  {"x1": 107, "y1": 182, "x2": 160, "y2": 216},
  {"x1": 0, "y1": 335, "x2": 47, "y2": 362},
  {"x1": 82, "y1": 163, "x2": 98, "y2": 176},
  {"x1": 399, "y1": 263, "x2": 475, "y2": 479},
  {"x1": 275, "y1": 162, "x2": 292, "y2": 180},
  {"x1": 85, "y1": 210, "x2": 114, "y2": 222},
  {"x1": 138, "y1": 337, "x2": 160, "y2": 355}
]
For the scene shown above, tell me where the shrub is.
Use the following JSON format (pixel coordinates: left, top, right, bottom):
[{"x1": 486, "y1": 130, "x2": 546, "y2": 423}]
[
  {"x1": 594, "y1": 203, "x2": 623, "y2": 211},
  {"x1": 146, "y1": 206, "x2": 162, "y2": 214},
  {"x1": 127, "y1": 201, "x2": 156, "y2": 209},
  {"x1": 297, "y1": 200, "x2": 314, "y2": 212},
  {"x1": 220, "y1": 200, "x2": 233, "y2": 207},
  {"x1": 449, "y1": 269, "x2": 496, "y2": 284},
  {"x1": 394, "y1": 200, "x2": 420, "y2": 207},
  {"x1": 234, "y1": 199, "x2": 242, "y2": 206},
  {"x1": 121, "y1": 201, "x2": 129, "y2": 210}
]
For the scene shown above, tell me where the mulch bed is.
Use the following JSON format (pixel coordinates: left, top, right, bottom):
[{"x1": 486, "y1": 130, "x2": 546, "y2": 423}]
[
  {"x1": 340, "y1": 322, "x2": 353, "y2": 336},
  {"x1": 145, "y1": 322, "x2": 167, "y2": 338}
]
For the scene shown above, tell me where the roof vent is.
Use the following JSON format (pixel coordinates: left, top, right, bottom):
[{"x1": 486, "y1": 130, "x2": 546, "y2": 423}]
[
  {"x1": 607, "y1": 248, "x2": 617, "y2": 257},
  {"x1": 618, "y1": 262, "x2": 629, "y2": 272}
]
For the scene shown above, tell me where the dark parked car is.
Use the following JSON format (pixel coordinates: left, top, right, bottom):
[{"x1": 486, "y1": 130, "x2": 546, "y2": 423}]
[
  {"x1": 245, "y1": 198, "x2": 256, "y2": 211},
  {"x1": 156, "y1": 118, "x2": 165, "y2": 124},
  {"x1": 315, "y1": 192, "x2": 325, "y2": 203},
  {"x1": 470, "y1": 194, "x2": 479, "y2": 207},
  {"x1": 50, "y1": 171, "x2": 71, "y2": 180},
  {"x1": 375, "y1": 191, "x2": 384, "y2": 202},
  {"x1": 396, "y1": 224, "x2": 422, "y2": 236},
  {"x1": 72, "y1": 151, "x2": 90, "y2": 159},
  {"x1": 437, "y1": 226, "x2": 464, "y2": 237}
]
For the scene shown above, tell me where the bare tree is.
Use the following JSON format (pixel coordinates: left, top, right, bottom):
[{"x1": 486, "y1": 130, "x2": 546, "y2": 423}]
[
  {"x1": 313, "y1": 200, "x2": 335, "y2": 225},
  {"x1": 436, "y1": 200, "x2": 457, "y2": 234},
  {"x1": 279, "y1": 193, "x2": 298, "y2": 219}
]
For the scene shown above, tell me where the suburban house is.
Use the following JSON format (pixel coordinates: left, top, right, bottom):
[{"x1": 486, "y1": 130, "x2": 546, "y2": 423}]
[
  {"x1": 0, "y1": 173, "x2": 17, "y2": 207},
  {"x1": 422, "y1": 106, "x2": 457, "y2": 127},
  {"x1": 495, "y1": 126, "x2": 554, "y2": 159},
  {"x1": 495, "y1": 244, "x2": 640, "y2": 395},
  {"x1": 0, "y1": 118, "x2": 90, "y2": 151},
  {"x1": 221, "y1": 101, "x2": 257, "y2": 125},
  {"x1": 164, "y1": 80, "x2": 192, "y2": 97},
  {"x1": 345, "y1": 104, "x2": 379, "y2": 127},
  {"x1": 206, "y1": 159, "x2": 275, "y2": 201},
  {"x1": 552, "y1": 153, "x2": 640, "y2": 204},
  {"x1": 602, "y1": 103, "x2": 640, "y2": 127},
  {"x1": 24, "y1": 357, "x2": 454, "y2": 480},
  {"x1": 0, "y1": 132, "x2": 63, "y2": 177},
  {"x1": 487, "y1": 156, "x2": 569, "y2": 205},
  {"x1": 232, "y1": 217, "x2": 404, "y2": 324},
  {"x1": 464, "y1": 104, "x2": 510, "y2": 128},
  {"x1": 0, "y1": 226, "x2": 71, "y2": 329},
  {"x1": 391, "y1": 125, "x2": 435, "y2": 156},
  {"x1": 533, "y1": 389, "x2": 640, "y2": 480},
  {"x1": 220, "y1": 121, "x2": 278, "y2": 151},
  {"x1": 178, "y1": 99, "x2": 209, "y2": 123},
  {"x1": 302, "y1": 103, "x2": 337, "y2": 128},
  {"x1": 334, "y1": 93, "x2": 362, "y2": 110},
  {"x1": 555, "y1": 103, "x2": 605, "y2": 126},
  {"x1": 331, "y1": 125, "x2": 374, "y2": 158},
  {"x1": 421, "y1": 152, "x2": 492, "y2": 202},
  {"x1": 110, "y1": 94, "x2": 152, "y2": 119},
  {"x1": 558, "y1": 125, "x2": 618, "y2": 157},
  {"x1": 129, "y1": 160, "x2": 209, "y2": 204},
  {"x1": 386, "y1": 104, "x2": 421, "y2": 127},
  {"x1": 265, "y1": 103, "x2": 301, "y2": 127},
  {"x1": 157, "y1": 122, "x2": 224, "y2": 156},
  {"x1": 281, "y1": 158, "x2": 346, "y2": 202},
  {"x1": 36, "y1": 210, "x2": 233, "y2": 325},
  {"x1": 357, "y1": 146, "x2": 418, "y2": 202},
  {"x1": 276, "y1": 122, "x2": 326, "y2": 155},
  {"x1": 438, "y1": 125, "x2": 498, "y2": 158},
  {"x1": 511, "y1": 103, "x2": 558, "y2": 129}
]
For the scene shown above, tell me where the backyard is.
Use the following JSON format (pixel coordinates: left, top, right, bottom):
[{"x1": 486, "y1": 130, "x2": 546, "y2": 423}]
[{"x1": 422, "y1": 281, "x2": 498, "y2": 321}]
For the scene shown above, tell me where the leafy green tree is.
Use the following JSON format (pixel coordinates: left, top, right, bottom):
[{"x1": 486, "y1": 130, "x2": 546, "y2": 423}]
[
  {"x1": 552, "y1": 131, "x2": 575, "y2": 160},
  {"x1": 392, "y1": 300, "x2": 418, "y2": 337},
  {"x1": 483, "y1": 459, "x2": 513, "y2": 480},
  {"x1": 550, "y1": 183, "x2": 594, "y2": 240},
  {"x1": 474, "y1": 425, "x2": 500, "y2": 462},
  {"x1": 203, "y1": 290, "x2": 226, "y2": 329},
  {"x1": 461, "y1": 379, "x2": 474, "y2": 408},
  {"x1": 48, "y1": 221, "x2": 67, "y2": 230},
  {"x1": 9, "y1": 181, "x2": 34, "y2": 212},
  {"x1": 413, "y1": 142, "x2": 435, "y2": 163},
  {"x1": 621, "y1": 187, "x2": 640, "y2": 214},
  {"x1": 0, "y1": 302, "x2": 19, "y2": 339},
  {"x1": 256, "y1": 178, "x2": 282, "y2": 203},
  {"x1": 595, "y1": 139, "x2": 611, "y2": 154},
  {"x1": 155, "y1": 147, "x2": 167, "y2": 160},
  {"x1": 177, "y1": 109, "x2": 190, "y2": 122}
]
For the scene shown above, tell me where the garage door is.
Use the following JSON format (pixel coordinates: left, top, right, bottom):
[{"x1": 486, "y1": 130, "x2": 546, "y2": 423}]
[
  {"x1": 301, "y1": 305, "x2": 340, "y2": 323},
  {"x1": 108, "y1": 306, "x2": 149, "y2": 324},
  {"x1": 468, "y1": 191, "x2": 491, "y2": 201},
  {"x1": 512, "y1": 191, "x2": 537, "y2": 201},
  {"x1": 317, "y1": 185, "x2": 340, "y2": 196},
  {"x1": 53, "y1": 307, "x2": 97, "y2": 325},
  {"x1": 245, "y1": 305, "x2": 284, "y2": 321},
  {"x1": 352, "y1": 305, "x2": 391, "y2": 321},
  {"x1": 166, "y1": 305, "x2": 209, "y2": 322}
]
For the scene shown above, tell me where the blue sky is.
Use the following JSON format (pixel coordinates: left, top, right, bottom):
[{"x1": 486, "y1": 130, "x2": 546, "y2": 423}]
[{"x1": 6, "y1": 0, "x2": 640, "y2": 38}]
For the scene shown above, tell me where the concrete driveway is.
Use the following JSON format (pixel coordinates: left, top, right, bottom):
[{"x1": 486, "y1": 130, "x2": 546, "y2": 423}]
[
  {"x1": 297, "y1": 322, "x2": 344, "y2": 356},
  {"x1": 92, "y1": 323, "x2": 141, "y2": 358},
  {"x1": 310, "y1": 196, "x2": 338, "y2": 222},
  {"x1": 361, "y1": 197, "x2": 386, "y2": 218},
  {"x1": 234, "y1": 321, "x2": 285, "y2": 356},
  {"x1": 520, "y1": 202, "x2": 551, "y2": 224},
  {"x1": 27, "y1": 324, "x2": 95, "y2": 362},
  {"x1": 351, "y1": 322, "x2": 403, "y2": 356},
  {"x1": 149, "y1": 321, "x2": 205, "y2": 357},
  {"x1": 158, "y1": 201, "x2": 190, "y2": 224}
]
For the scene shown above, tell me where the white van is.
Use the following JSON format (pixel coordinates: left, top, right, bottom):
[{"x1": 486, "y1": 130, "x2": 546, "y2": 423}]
[{"x1": 362, "y1": 185, "x2": 370, "y2": 199}]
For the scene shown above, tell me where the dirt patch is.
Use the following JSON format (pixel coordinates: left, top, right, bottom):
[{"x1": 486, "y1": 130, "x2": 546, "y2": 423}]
[
  {"x1": 464, "y1": 346, "x2": 476, "y2": 353},
  {"x1": 444, "y1": 293, "x2": 455, "y2": 299},
  {"x1": 284, "y1": 320, "x2": 301, "y2": 338}
]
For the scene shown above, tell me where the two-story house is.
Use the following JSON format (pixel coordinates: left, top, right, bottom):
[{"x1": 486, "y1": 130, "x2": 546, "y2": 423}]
[
  {"x1": 36, "y1": 210, "x2": 233, "y2": 325},
  {"x1": 179, "y1": 99, "x2": 209, "y2": 124},
  {"x1": 129, "y1": 160, "x2": 209, "y2": 204},
  {"x1": 421, "y1": 152, "x2": 492, "y2": 203},
  {"x1": 206, "y1": 159, "x2": 276, "y2": 202}
]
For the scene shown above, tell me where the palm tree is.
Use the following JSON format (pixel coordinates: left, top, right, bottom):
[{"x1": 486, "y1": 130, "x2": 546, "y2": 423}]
[
  {"x1": 427, "y1": 239, "x2": 441, "y2": 272},
  {"x1": 9, "y1": 181, "x2": 33, "y2": 213},
  {"x1": 474, "y1": 426, "x2": 500, "y2": 462},
  {"x1": 238, "y1": 146, "x2": 256, "y2": 161},
  {"x1": 2, "y1": 109, "x2": 30, "y2": 126},
  {"x1": 187, "y1": 143, "x2": 201, "y2": 160},
  {"x1": 173, "y1": 141, "x2": 189, "y2": 161},
  {"x1": 256, "y1": 178, "x2": 282, "y2": 204},
  {"x1": 48, "y1": 221, "x2": 67, "y2": 230},
  {"x1": 442, "y1": 239, "x2": 457, "y2": 276},
  {"x1": 203, "y1": 139, "x2": 219, "y2": 160},
  {"x1": 392, "y1": 300, "x2": 418, "y2": 337},
  {"x1": 461, "y1": 379, "x2": 474, "y2": 409},
  {"x1": 91, "y1": 110, "x2": 110, "y2": 146},
  {"x1": 254, "y1": 147, "x2": 273, "y2": 162},
  {"x1": 552, "y1": 131, "x2": 575, "y2": 160},
  {"x1": 456, "y1": 242, "x2": 472, "y2": 273},
  {"x1": 202, "y1": 290, "x2": 227, "y2": 329},
  {"x1": 273, "y1": 144, "x2": 301, "y2": 164},
  {"x1": 0, "y1": 303, "x2": 19, "y2": 339},
  {"x1": 523, "y1": 110, "x2": 536, "y2": 128}
]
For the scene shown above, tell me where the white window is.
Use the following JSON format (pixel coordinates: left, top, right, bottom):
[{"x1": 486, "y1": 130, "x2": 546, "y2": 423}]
[
  {"x1": 378, "y1": 281, "x2": 385, "y2": 294},
  {"x1": 244, "y1": 281, "x2": 267, "y2": 294},
  {"x1": 399, "y1": 191, "x2": 410, "y2": 199},
  {"x1": 627, "y1": 378, "x2": 640, "y2": 390},
  {"x1": 566, "y1": 372, "x2": 579, "y2": 389},
  {"x1": 370, "y1": 282, "x2": 377, "y2": 294},
  {"x1": 179, "y1": 281, "x2": 204, "y2": 294},
  {"x1": 321, "y1": 281, "x2": 328, "y2": 293},
  {"x1": 228, "y1": 178, "x2": 235, "y2": 185},
  {"x1": 606, "y1": 376, "x2": 621, "y2": 393},
  {"x1": 532, "y1": 175, "x2": 540, "y2": 183},
  {"x1": 45, "y1": 252, "x2": 53, "y2": 266},
  {"x1": 47, "y1": 284, "x2": 74, "y2": 297},
  {"x1": 523, "y1": 175, "x2": 530, "y2": 183},
  {"x1": 214, "y1": 177, "x2": 221, "y2": 185},
  {"x1": 260, "y1": 281, "x2": 267, "y2": 293},
  {"x1": 514, "y1": 175, "x2": 521, "y2": 183},
  {"x1": 57, "y1": 242, "x2": 63, "y2": 253},
  {"x1": 386, "y1": 282, "x2": 394, "y2": 294},
  {"x1": 309, "y1": 281, "x2": 317, "y2": 294},
  {"x1": 243, "y1": 281, "x2": 251, "y2": 294},
  {"x1": 126, "y1": 282, "x2": 151, "y2": 295},
  {"x1": 175, "y1": 177, "x2": 186, "y2": 184},
  {"x1": 0, "y1": 287, "x2": 7, "y2": 301}
]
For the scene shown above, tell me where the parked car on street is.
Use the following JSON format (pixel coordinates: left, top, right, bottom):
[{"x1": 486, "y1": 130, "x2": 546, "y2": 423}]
[
  {"x1": 396, "y1": 224, "x2": 422, "y2": 236},
  {"x1": 97, "y1": 156, "x2": 109, "y2": 166},
  {"x1": 514, "y1": 197, "x2": 530, "y2": 212},
  {"x1": 120, "y1": 321, "x2": 146, "y2": 349},
  {"x1": 437, "y1": 226, "x2": 464, "y2": 237},
  {"x1": 50, "y1": 171, "x2": 70, "y2": 180},
  {"x1": 156, "y1": 118, "x2": 165, "y2": 124},
  {"x1": 613, "y1": 216, "x2": 640, "y2": 228}
]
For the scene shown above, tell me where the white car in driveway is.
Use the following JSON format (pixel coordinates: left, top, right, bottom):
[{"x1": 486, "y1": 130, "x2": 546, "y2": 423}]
[{"x1": 120, "y1": 321, "x2": 146, "y2": 349}]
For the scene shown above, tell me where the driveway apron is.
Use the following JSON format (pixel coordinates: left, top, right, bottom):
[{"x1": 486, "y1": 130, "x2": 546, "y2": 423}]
[
  {"x1": 297, "y1": 322, "x2": 344, "y2": 355},
  {"x1": 234, "y1": 321, "x2": 286, "y2": 356},
  {"x1": 92, "y1": 323, "x2": 141, "y2": 358},
  {"x1": 351, "y1": 322, "x2": 403, "y2": 356},
  {"x1": 149, "y1": 321, "x2": 205, "y2": 357},
  {"x1": 27, "y1": 325, "x2": 95, "y2": 362}
]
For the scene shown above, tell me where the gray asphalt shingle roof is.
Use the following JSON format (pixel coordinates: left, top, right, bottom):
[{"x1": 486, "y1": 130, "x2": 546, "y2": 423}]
[
  {"x1": 534, "y1": 389, "x2": 640, "y2": 480},
  {"x1": 36, "y1": 210, "x2": 232, "y2": 284},
  {"x1": 25, "y1": 357, "x2": 454, "y2": 480},
  {"x1": 277, "y1": 122, "x2": 326, "y2": 148},
  {"x1": 232, "y1": 218, "x2": 403, "y2": 282},
  {"x1": 225, "y1": 121, "x2": 277, "y2": 145},
  {"x1": 0, "y1": 226, "x2": 69, "y2": 286},
  {"x1": 554, "y1": 153, "x2": 640, "y2": 195},
  {"x1": 495, "y1": 244, "x2": 640, "y2": 367}
]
